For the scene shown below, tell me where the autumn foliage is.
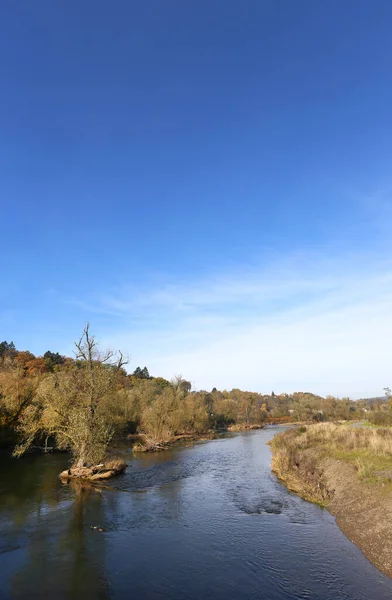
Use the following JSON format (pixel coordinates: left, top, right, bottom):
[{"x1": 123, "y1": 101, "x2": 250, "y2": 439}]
[{"x1": 0, "y1": 328, "x2": 385, "y2": 464}]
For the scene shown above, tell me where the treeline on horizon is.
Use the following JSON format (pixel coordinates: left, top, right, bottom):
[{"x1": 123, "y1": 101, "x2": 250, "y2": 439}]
[{"x1": 0, "y1": 331, "x2": 390, "y2": 465}]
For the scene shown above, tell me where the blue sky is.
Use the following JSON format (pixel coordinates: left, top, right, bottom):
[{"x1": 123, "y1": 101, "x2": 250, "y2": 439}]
[{"x1": 2, "y1": 1, "x2": 392, "y2": 397}]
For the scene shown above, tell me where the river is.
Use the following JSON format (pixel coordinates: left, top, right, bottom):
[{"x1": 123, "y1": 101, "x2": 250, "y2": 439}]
[{"x1": 1, "y1": 426, "x2": 391, "y2": 599}]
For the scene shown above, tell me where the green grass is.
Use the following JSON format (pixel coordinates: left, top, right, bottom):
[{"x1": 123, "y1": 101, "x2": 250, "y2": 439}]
[
  {"x1": 332, "y1": 449, "x2": 392, "y2": 485},
  {"x1": 361, "y1": 421, "x2": 392, "y2": 429}
]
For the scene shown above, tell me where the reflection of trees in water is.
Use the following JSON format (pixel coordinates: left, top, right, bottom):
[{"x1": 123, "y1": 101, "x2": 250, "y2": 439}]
[
  {"x1": 0, "y1": 452, "x2": 66, "y2": 528},
  {"x1": 102, "y1": 458, "x2": 187, "y2": 533},
  {"x1": 1, "y1": 448, "x2": 190, "y2": 597},
  {"x1": 0, "y1": 454, "x2": 111, "y2": 599},
  {"x1": 11, "y1": 481, "x2": 109, "y2": 599}
]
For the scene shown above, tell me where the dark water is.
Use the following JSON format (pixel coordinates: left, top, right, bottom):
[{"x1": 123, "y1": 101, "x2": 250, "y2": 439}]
[{"x1": 1, "y1": 427, "x2": 392, "y2": 600}]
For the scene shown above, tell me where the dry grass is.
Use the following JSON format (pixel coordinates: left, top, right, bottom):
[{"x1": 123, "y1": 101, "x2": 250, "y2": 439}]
[
  {"x1": 270, "y1": 423, "x2": 392, "y2": 578},
  {"x1": 227, "y1": 423, "x2": 264, "y2": 431},
  {"x1": 354, "y1": 458, "x2": 374, "y2": 480},
  {"x1": 132, "y1": 433, "x2": 168, "y2": 452},
  {"x1": 270, "y1": 423, "x2": 392, "y2": 498},
  {"x1": 103, "y1": 457, "x2": 127, "y2": 471},
  {"x1": 286, "y1": 422, "x2": 392, "y2": 456}
]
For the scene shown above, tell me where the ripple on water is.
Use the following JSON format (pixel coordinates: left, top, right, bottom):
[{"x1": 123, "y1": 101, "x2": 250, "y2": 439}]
[{"x1": 1, "y1": 428, "x2": 392, "y2": 600}]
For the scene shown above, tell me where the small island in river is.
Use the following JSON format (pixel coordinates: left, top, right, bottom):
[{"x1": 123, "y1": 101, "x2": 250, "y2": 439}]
[{"x1": 1, "y1": 329, "x2": 392, "y2": 580}]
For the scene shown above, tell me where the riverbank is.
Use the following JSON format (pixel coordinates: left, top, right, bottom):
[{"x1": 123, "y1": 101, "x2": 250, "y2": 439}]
[
  {"x1": 131, "y1": 423, "x2": 270, "y2": 452},
  {"x1": 3, "y1": 426, "x2": 392, "y2": 599},
  {"x1": 270, "y1": 423, "x2": 392, "y2": 577},
  {"x1": 131, "y1": 431, "x2": 221, "y2": 452}
]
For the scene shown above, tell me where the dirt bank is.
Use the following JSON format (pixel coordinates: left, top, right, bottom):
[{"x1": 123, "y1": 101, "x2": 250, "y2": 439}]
[
  {"x1": 131, "y1": 431, "x2": 219, "y2": 453},
  {"x1": 270, "y1": 424, "x2": 392, "y2": 578},
  {"x1": 132, "y1": 425, "x2": 267, "y2": 452},
  {"x1": 227, "y1": 423, "x2": 264, "y2": 432}
]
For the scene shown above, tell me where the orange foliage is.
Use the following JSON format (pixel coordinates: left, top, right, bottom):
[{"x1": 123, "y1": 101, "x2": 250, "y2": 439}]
[
  {"x1": 25, "y1": 357, "x2": 50, "y2": 375},
  {"x1": 14, "y1": 351, "x2": 36, "y2": 370},
  {"x1": 265, "y1": 415, "x2": 296, "y2": 424}
]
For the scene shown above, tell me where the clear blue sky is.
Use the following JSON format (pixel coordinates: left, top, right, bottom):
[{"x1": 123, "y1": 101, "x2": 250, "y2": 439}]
[{"x1": 2, "y1": 1, "x2": 392, "y2": 397}]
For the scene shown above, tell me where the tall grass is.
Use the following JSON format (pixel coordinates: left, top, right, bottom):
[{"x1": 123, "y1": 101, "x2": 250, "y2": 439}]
[
  {"x1": 270, "y1": 423, "x2": 392, "y2": 502},
  {"x1": 101, "y1": 457, "x2": 127, "y2": 472},
  {"x1": 283, "y1": 422, "x2": 392, "y2": 456}
]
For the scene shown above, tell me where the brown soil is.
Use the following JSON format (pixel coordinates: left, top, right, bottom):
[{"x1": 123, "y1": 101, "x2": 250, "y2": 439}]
[
  {"x1": 132, "y1": 432, "x2": 218, "y2": 453},
  {"x1": 323, "y1": 458, "x2": 392, "y2": 577}
]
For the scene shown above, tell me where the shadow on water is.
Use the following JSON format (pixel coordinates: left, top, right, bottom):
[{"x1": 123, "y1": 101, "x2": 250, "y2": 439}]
[
  {"x1": 1, "y1": 428, "x2": 392, "y2": 599},
  {"x1": 0, "y1": 452, "x2": 110, "y2": 599}
]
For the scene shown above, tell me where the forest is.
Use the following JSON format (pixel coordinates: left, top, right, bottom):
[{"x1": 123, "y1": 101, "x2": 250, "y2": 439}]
[{"x1": 0, "y1": 326, "x2": 389, "y2": 474}]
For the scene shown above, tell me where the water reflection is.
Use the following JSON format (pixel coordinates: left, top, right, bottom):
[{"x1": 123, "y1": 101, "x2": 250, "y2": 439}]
[
  {"x1": 0, "y1": 453, "x2": 109, "y2": 599},
  {"x1": 1, "y1": 430, "x2": 392, "y2": 600}
]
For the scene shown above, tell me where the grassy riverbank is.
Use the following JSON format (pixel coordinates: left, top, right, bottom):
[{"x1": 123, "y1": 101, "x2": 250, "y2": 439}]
[{"x1": 270, "y1": 423, "x2": 392, "y2": 577}]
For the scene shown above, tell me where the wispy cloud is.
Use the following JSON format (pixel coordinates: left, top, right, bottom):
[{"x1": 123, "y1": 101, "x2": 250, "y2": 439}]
[{"x1": 64, "y1": 248, "x2": 392, "y2": 399}]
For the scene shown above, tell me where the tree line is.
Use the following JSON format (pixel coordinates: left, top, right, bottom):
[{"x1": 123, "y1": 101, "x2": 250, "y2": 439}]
[{"x1": 0, "y1": 326, "x2": 388, "y2": 468}]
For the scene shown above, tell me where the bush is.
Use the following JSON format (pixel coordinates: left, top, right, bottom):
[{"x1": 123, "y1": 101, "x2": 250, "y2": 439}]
[{"x1": 367, "y1": 411, "x2": 392, "y2": 427}]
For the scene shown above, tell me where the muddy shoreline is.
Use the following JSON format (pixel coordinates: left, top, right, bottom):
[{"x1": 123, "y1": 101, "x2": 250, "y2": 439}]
[
  {"x1": 130, "y1": 424, "x2": 269, "y2": 453},
  {"x1": 270, "y1": 431, "x2": 392, "y2": 578}
]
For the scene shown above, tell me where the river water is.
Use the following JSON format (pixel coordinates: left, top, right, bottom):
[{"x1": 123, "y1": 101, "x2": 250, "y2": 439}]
[{"x1": 1, "y1": 426, "x2": 391, "y2": 600}]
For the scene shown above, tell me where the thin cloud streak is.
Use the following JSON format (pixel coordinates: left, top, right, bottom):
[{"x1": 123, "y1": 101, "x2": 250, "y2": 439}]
[{"x1": 71, "y1": 252, "x2": 392, "y2": 399}]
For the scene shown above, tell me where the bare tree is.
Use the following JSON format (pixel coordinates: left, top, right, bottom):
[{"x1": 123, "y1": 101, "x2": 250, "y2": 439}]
[{"x1": 14, "y1": 324, "x2": 128, "y2": 468}]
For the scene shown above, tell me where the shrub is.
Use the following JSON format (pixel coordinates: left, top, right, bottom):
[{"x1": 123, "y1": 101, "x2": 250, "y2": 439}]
[{"x1": 368, "y1": 411, "x2": 392, "y2": 427}]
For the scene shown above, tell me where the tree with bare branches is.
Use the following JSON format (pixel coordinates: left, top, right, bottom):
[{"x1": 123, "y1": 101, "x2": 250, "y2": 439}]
[{"x1": 14, "y1": 324, "x2": 128, "y2": 468}]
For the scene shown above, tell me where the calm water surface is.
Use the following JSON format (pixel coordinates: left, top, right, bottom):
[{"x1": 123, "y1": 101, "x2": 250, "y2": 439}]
[{"x1": 1, "y1": 426, "x2": 391, "y2": 600}]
